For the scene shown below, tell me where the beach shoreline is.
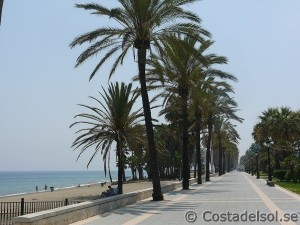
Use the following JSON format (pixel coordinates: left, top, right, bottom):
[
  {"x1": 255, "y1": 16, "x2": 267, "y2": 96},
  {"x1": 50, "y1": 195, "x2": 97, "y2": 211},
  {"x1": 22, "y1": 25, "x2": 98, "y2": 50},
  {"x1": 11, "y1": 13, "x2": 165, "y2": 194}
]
[
  {"x1": 0, "y1": 180, "x2": 176, "y2": 202},
  {"x1": 0, "y1": 180, "x2": 110, "y2": 199}
]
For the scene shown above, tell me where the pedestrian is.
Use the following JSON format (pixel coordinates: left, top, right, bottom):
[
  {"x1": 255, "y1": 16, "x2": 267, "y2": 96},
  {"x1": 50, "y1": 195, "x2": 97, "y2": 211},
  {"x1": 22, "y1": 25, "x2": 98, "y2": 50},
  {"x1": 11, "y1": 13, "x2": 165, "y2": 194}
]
[
  {"x1": 44, "y1": 184, "x2": 47, "y2": 191},
  {"x1": 36, "y1": 186, "x2": 38, "y2": 192}
]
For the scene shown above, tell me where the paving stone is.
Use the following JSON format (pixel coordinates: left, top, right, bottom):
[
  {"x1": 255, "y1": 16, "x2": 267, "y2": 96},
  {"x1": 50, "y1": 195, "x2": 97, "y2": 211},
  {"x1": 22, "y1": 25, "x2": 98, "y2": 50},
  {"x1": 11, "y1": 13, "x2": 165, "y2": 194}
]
[{"x1": 72, "y1": 172, "x2": 300, "y2": 225}]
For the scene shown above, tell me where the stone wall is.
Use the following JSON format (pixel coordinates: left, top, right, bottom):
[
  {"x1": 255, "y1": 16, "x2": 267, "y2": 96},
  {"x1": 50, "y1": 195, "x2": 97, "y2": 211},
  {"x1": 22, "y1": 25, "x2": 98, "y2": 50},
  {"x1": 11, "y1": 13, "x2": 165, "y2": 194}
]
[{"x1": 14, "y1": 178, "x2": 197, "y2": 225}]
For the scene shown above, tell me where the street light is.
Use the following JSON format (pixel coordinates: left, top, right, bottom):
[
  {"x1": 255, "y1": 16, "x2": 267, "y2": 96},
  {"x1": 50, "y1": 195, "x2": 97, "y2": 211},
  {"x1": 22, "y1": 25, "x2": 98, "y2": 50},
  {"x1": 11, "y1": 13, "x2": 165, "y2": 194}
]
[
  {"x1": 255, "y1": 151, "x2": 260, "y2": 179},
  {"x1": 265, "y1": 138, "x2": 272, "y2": 181}
]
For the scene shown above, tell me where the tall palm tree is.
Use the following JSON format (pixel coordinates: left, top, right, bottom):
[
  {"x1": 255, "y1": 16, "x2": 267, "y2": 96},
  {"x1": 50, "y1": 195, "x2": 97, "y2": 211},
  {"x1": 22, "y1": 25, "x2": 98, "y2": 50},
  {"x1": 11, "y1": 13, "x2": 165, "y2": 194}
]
[
  {"x1": 223, "y1": 141, "x2": 239, "y2": 172},
  {"x1": 188, "y1": 40, "x2": 240, "y2": 181},
  {"x1": 214, "y1": 116, "x2": 240, "y2": 175},
  {"x1": 190, "y1": 43, "x2": 240, "y2": 182},
  {"x1": 146, "y1": 36, "x2": 210, "y2": 189},
  {"x1": 203, "y1": 87, "x2": 241, "y2": 181},
  {"x1": 70, "y1": 0, "x2": 209, "y2": 200},
  {"x1": 158, "y1": 97, "x2": 184, "y2": 179},
  {"x1": 189, "y1": 75, "x2": 219, "y2": 184},
  {"x1": 147, "y1": 37, "x2": 239, "y2": 188},
  {"x1": 70, "y1": 82, "x2": 144, "y2": 194},
  {"x1": 0, "y1": 0, "x2": 3, "y2": 25},
  {"x1": 189, "y1": 72, "x2": 237, "y2": 183}
]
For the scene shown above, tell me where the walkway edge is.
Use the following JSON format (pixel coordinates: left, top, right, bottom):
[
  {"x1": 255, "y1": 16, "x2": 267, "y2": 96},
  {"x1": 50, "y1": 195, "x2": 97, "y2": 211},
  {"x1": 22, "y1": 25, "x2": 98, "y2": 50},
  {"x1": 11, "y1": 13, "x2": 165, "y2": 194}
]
[
  {"x1": 13, "y1": 178, "x2": 197, "y2": 225},
  {"x1": 243, "y1": 173, "x2": 296, "y2": 225},
  {"x1": 275, "y1": 184, "x2": 300, "y2": 201}
]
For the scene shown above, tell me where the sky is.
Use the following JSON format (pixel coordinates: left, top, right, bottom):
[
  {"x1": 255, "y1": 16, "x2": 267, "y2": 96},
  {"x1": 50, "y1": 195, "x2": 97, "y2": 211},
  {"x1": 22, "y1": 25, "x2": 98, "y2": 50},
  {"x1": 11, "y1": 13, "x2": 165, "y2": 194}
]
[{"x1": 0, "y1": 0, "x2": 299, "y2": 171}]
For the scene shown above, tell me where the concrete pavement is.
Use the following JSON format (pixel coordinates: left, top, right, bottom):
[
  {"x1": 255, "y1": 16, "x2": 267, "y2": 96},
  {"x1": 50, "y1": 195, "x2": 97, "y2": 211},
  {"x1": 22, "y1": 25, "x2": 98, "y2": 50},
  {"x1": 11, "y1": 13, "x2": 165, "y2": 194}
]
[{"x1": 71, "y1": 172, "x2": 300, "y2": 225}]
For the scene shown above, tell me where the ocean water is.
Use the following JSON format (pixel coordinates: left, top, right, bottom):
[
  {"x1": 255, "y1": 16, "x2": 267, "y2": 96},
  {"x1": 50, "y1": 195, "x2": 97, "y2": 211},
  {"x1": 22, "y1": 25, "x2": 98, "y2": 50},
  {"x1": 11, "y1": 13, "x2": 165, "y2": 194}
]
[{"x1": 0, "y1": 171, "x2": 118, "y2": 197}]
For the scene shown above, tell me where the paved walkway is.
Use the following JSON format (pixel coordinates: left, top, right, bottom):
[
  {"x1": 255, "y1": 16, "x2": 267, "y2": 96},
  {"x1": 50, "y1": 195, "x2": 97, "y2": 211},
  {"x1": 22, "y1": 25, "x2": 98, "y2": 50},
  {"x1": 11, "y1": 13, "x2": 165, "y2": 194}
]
[{"x1": 71, "y1": 172, "x2": 300, "y2": 225}]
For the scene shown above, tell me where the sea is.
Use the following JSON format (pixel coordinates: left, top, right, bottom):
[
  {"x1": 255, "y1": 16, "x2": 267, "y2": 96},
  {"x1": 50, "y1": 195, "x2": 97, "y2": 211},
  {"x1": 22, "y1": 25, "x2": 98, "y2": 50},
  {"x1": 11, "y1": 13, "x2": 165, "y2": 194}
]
[{"x1": 0, "y1": 171, "x2": 119, "y2": 197}]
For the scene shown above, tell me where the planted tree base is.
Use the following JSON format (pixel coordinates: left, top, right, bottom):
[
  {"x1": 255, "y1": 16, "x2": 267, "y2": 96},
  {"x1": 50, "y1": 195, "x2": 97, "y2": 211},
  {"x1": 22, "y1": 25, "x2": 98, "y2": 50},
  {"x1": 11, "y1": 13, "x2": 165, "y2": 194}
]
[
  {"x1": 152, "y1": 193, "x2": 164, "y2": 201},
  {"x1": 266, "y1": 180, "x2": 275, "y2": 187}
]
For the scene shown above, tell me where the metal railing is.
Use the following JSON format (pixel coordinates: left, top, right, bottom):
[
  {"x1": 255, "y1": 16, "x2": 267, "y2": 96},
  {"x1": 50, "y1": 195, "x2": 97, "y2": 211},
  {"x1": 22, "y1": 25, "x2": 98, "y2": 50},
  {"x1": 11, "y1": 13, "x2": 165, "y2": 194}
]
[{"x1": 0, "y1": 198, "x2": 81, "y2": 225}]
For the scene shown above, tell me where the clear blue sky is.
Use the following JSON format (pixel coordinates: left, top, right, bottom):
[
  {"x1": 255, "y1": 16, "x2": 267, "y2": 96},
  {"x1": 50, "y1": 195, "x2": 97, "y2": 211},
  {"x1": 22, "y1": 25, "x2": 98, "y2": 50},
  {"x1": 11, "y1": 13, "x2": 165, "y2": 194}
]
[{"x1": 0, "y1": 0, "x2": 299, "y2": 171}]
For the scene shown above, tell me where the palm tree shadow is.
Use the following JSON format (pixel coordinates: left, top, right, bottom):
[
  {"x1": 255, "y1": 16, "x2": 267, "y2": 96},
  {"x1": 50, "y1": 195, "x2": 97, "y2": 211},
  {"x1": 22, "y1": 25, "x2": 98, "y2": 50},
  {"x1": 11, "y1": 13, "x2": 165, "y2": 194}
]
[{"x1": 99, "y1": 185, "x2": 228, "y2": 218}]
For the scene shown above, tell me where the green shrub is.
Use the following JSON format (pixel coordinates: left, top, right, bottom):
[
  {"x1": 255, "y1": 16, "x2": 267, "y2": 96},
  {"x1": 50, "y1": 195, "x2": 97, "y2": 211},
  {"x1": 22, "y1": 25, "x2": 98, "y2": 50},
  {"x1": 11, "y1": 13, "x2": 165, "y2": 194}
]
[
  {"x1": 285, "y1": 170, "x2": 294, "y2": 182},
  {"x1": 281, "y1": 156, "x2": 300, "y2": 183},
  {"x1": 273, "y1": 169, "x2": 288, "y2": 181}
]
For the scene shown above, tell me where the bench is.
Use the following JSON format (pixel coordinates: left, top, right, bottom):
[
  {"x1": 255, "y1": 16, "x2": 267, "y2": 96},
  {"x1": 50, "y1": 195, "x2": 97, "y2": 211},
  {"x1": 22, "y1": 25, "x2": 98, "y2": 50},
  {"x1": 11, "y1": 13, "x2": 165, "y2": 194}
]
[{"x1": 266, "y1": 180, "x2": 275, "y2": 187}]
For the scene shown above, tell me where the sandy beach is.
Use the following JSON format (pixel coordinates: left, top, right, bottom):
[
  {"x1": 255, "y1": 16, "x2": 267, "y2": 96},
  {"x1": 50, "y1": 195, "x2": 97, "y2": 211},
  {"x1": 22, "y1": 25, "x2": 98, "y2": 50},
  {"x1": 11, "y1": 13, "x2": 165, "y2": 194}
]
[{"x1": 0, "y1": 180, "x2": 177, "y2": 202}]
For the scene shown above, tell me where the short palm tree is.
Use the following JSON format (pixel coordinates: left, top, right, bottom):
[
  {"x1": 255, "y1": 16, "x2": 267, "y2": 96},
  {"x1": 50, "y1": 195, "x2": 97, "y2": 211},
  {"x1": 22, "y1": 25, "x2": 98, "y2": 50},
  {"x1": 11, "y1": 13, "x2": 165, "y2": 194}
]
[
  {"x1": 252, "y1": 108, "x2": 278, "y2": 143},
  {"x1": 70, "y1": 0, "x2": 209, "y2": 201},
  {"x1": 253, "y1": 107, "x2": 300, "y2": 170},
  {"x1": 70, "y1": 82, "x2": 144, "y2": 194}
]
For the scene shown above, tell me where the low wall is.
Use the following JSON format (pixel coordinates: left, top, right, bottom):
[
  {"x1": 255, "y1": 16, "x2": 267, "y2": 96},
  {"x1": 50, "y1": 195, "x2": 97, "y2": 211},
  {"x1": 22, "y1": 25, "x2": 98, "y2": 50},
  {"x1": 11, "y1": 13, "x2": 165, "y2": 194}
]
[{"x1": 14, "y1": 178, "x2": 197, "y2": 225}]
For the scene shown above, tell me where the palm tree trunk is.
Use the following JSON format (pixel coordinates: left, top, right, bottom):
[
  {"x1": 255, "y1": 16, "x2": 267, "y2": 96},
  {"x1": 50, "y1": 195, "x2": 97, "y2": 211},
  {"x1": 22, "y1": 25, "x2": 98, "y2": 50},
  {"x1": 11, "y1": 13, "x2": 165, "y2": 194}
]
[
  {"x1": 0, "y1": 0, "x2": 3, "y2": 25},
  {"x1": 195, "y1": 110, "x2": 202, "y2": 184},
  {"x1": 137, "y1": 47, "x2": 163, "y2": 201},
  {"x1": 117, "y1": 139, "x2": 123, "y2": 194},
  {"x1": 138, "y1": 148, "x2": 144, "y2": 180},
  {"x1": 227, "y1": 153, "x2": 231, "y2": 172},
  {"x1": 193, "y1": 157, "x2": 196, "y2": 179},
  {"x1": 218, "y1": 133, "x2": 222, "y2": 176},
  {"x1": 205, "y1": 114, "x2": 213, "y2": 181},
  {"x1": 138, "y1": 165, "x2": 143, "y2": 180},
  {"x1": 222, "y1": 150, "x2": 226, "y2": 175},
  {"x1": 123, "y1": 167, "x2": 126, "y2": 181},
  {"x1": 210, "y1": 143, "x2": 214, "y2": 173},
  {"x1": 181, "y1": 90, "x2": 190, "y2": 189},
  {"x1": 221, "y1": 148, "x2": 225, "y2": 175},
  {"x1": 108, "y1": 161, "x2": 112, "y2": 183}
]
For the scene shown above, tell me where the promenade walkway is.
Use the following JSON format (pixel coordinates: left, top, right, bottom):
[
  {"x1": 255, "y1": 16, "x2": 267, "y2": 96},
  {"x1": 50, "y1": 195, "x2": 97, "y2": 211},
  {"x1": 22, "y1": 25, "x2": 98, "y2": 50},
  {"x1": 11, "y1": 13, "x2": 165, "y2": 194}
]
[{"x1": 71, "y1": 172, "x2": 300, "y2": 225}]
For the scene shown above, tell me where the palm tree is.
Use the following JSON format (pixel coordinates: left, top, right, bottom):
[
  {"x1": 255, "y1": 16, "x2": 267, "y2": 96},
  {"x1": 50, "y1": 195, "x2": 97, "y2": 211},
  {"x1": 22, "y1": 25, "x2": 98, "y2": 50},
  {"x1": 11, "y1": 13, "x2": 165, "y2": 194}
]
[
  {"x1": 70, "y1": 0, "x2": 209, "y2": 201},
  {"x1": 189, "y1": 73, "x2": 236, "y2": 183},
  {"x1": 188, "y1": 40, "x2": 240, "y2": 181},
  {"x1": 253, "y1": 107, "x2": 300, "y2": 170},
  {"x1": 189, "y1": 75, "x2": 217, "y2": 184},
  {"x1": 146, "y1": 36, "x2": 211, "y2": 189},
  {"x1": 70, "y1": 82, "x2": 144, "y2": 194},
  {"x1": 158, "y1": 99, "x2": 184, "y2": 179},
  {"x1": 214, "y1": 116, "x2": 240, "y2": 175},
  {"x1": 147, "y1": 37, "x2": 240, "y2": 188},
  {"x1": 252, "y1": 108, "x2": 278, "y2": 143},
  {"x1": 0, "y1": 0, "x2": 3, "y2": 25},
  {"x1": 190, "y1": 45, "x2": 240, "y2": 182},
  {"x1": 223, "y1": 142, "x2": 239, "y2": 172},
  {"x1": 203, "y1": 87, "x2": 242, "y2": 181},
  {"x1": 189, "y1": 92, "x2": 203, "y2": 184}
]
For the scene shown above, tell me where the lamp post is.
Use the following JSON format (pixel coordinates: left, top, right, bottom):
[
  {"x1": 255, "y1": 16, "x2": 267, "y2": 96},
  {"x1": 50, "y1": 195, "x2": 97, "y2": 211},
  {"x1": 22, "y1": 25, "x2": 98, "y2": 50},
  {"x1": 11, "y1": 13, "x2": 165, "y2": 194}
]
[
  {"x1": 265, "y1": 138, "x2": 272, "y2": 181},
  {"x1": 255, "y1": 151, "x2": 260, "y2": 179}
]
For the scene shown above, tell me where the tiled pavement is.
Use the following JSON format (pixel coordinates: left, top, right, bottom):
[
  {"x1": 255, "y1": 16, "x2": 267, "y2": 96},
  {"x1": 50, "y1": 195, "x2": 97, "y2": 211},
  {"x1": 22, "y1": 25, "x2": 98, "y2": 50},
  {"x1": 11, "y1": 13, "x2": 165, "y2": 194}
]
[{"x1": 71, "y1": 172, "x2": 300, "y2": 225}]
